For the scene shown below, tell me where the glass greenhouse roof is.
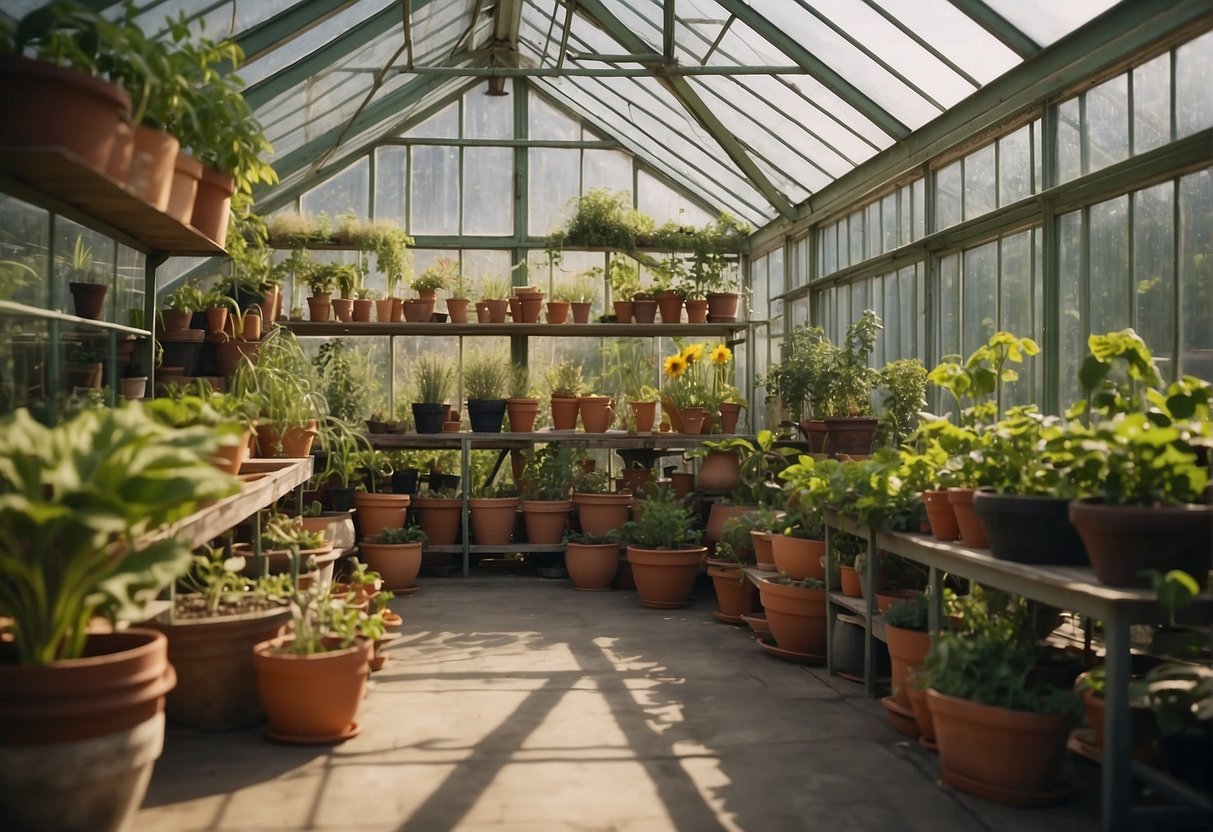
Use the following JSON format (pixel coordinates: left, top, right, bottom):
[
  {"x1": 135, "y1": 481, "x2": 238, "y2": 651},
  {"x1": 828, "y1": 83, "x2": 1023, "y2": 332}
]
[{"x1": 15, "y1": 0, "x2": 1126, "y2": 227}]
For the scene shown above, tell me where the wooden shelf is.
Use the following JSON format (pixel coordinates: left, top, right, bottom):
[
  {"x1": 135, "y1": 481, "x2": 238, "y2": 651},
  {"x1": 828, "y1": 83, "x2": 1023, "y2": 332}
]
[
  {"x1": 281, "y1": 321, "x2": 747, "y2": 338},
  {"x1": 425, "y1": 544, "x2": 566, "y2": 554},
  {"x1": 829, "y1": 592, "x2": 887, "y2": 641},
  {"x1": 140, "y1": 458, "x2": 312, "y2": 550},
  {"x1": 0, "y1": 148, "x2": 225, "y2": 256},
  {"x1": 366, "y1": 431, "x2": 751, "y2": 450}
]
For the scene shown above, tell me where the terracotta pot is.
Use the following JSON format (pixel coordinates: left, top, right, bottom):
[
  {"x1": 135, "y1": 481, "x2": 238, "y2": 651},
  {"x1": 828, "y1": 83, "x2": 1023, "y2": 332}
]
[
  {"x1": 718, "y1": 402, "x2": 742, "y2": 434},
  {"x1": 299, "y1": 511, "x2": 357, "y2": 550},
  {"x1": 546, "y1": 300, "x2": 570, "y2": 324},
  {"x1": 521, "y1": 499, "x2": 572, "y2": 544},
  {"x1": 670, "y1": 472, "x2": 695, "y2": 499},
  {"x1": 468, "y1": 497, "x2": 519, "y2": 546},
  {"x1": 613, "y1": 300, "x2": 634, "y2": 323},
  {"x1": 875, "y1": 588, "x2": 921, "y2": 613},
  {"x1": 626, "y1": 545, "x2": 708, "y2": 607},
  {"x1": 797, "y1": 419, "x2": 828, "y2": 453},
  {"x1": 256, "y1": 419, "x2": 319, "y2": 458},
  {"x1": 121, "y1": 376, "x2": 147, "y2": 401},
  {"x1": 885, "y1": 624, "x2": 930, "y2": 708},
  {"x1": 307, "y1": 296, "x2": 331, "y2": 322},
  {"x1": 0, "y1": 55, "x2": 132, "y2": 173},
  {"x1": 697, "y1": 449, "x2": 740, "y2": 494},
  {"x1": 706, "y1": 502, "x2": 755, "y2": 546},
  {"x1": 417, "y1": 288, "x2": 437, "y2": 301},
  {"x1": 128, "y1": 124, "x2": 179, "y2": 211},
  {"x1": 566, "y1": 542, "x2": 620, "y2": 591},
  {"x1": 680, "y1": 406, "x2": 708, "y2": 434},
  {"x1": 1069, "y1": 498, "x2": 1211, "y2": 588},
  {"x1": 412, "y1": 496, "x2": 462, "y2": 546},
  {"x1": 550, "y1": 396, "x2": 579, "y2": 430},
  {"x1": 948, "y1": 488, "x2": 989, "y2": 548},
  {"x1": 633, "y1": 298, "x2": 658, "y2": 323},
  {"x1": 70, "y1": 282, "x2": 109, "y2": 320},
  {"x1": 824, "y1": 417, "x2": 878, "y2": 457},
  {"x1": 352, "y1": 491, "x2": 411, "y2": 539},
  {"x1": 208, "y1": 427, "x2": 252, "y2": 476},
  {"x1": 708, "y1": 562, "x2": 758, "y2": 617},
  {"x1": 106, "y1": 120, "x2": 134, "y2": 182},
  {"x1": 685, "y1": 298, "x2": 709, "y2": 323},
  {"x1": 359, "y1": 540, "x2": 423, "y2": 591},
  {"x1": 351, "y1": 298, "x2": 373, "y2": 322},
  {"x1": 192, "y1": 165, "x2": 235, "y2": 247},
  {"x1": 706, "y1": 291, "x2": 739, "y2": 322},
  {"x1": 375, "y1": 298, "x2": 395, "y2": 322},
  {"x1": 518, "y1": 294, "x2": 545, "y2": 323},
  {"x1": 578, "y1": 396, "x2": 615, "y2": 432},
  {"x1": 331, "y1": 297, "x2": 354, "y2": 322},
  {"x1": 507, "y1": 398, "x2": 539, "y2": 432},
  {"x1": 751, "y1": 530, "x2": 776, "y2": 570},
  {"x1": 620, "y1": 467, "x2": 653, "y2": 493},
  {"x1": 839, "y1": 565, "x2": 862, "y2": 597},
  {"x1": 628, "y1": 400, "x2": 657, "y2": 433},
  {"x1": 165, "y1": 150, "x2": 203, "y2": 224},
  {"x1": 927, "y1": 689, "x2": 1071, "y2": 804},
  {"x1": 215, "y1": 338, "x2": 259, "y2": 378},
  {"x1": 922, "y1": 489, "x2": 960, "y2": 541},
  {"x1": 152, "y1": 604, "x2": 290, "y2": 731},
  {"x1": 391, "y1": 297, "x2": 404, "y2": 322},
  {"x1": 261, "y1": 284, "x2": 283, "y2": 324},
  {"x1": 906, "y1": 669, "x2": 936, "y2": 748},
  {"x1": 770, "y1": 534, "x2": 825, "y2": 581},
  {"x1": 445, "y1": 297, "x2": 470, "y2": 323},
  {"x1": 973, "y1": 491, "x2": 1088, "y2": 565},
  {"x1": 570, "y1": 301, "x2": 592, "y2": 323},
  {"x1": 656, "y1": 291, "x2": 683, "y2": 324},
  {"x1": 573, "y1": 492, "x2": 632, "y2": 537},
  {"x1": 253, "y1": 637, "x2": 371, "y2": 741},
  {"x1": 159, "y1": 308, "x2": 191, "y2": 332},
  {"x1": 474, "y1": 301, "x2": 490, "y2": 322},
  {"x1": 0, "y1": 631, "x2": 172, "y2": 832},
  {"x1": 485, "y1": 298, "x2": 509, "y2": 323},
  {"x1": 205, "y1": 306, "x2": 229, "y2": 334},
  {"x1": 758, "y1": 578, "x2": 827, "y2": 655}
]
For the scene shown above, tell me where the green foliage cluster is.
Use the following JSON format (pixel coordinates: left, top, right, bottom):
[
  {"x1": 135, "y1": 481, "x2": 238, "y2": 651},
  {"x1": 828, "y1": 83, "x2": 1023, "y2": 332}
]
[{"x1": 619, "y1": 485, "x2": 702, "y2": 550}]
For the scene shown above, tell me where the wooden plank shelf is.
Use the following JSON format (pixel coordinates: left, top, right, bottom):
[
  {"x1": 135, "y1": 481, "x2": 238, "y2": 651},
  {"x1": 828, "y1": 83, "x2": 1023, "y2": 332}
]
[
  {"x1": 366, "y1": 431, "x2": 753, "y2": 450},
  {"x1": 281, "y1": 321, "x2": 748, "y2": 338},
  {"x1": 0, "y1": 148, "x2": 225, "y2": 257},
  {"x1": 425, "y1": 544, "x2": 566, "y2": 554}
]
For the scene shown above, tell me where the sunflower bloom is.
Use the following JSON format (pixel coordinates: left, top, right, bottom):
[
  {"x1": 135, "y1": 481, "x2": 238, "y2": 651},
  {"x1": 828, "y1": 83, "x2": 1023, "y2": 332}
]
[
  {"x1": 710, "y1": 344, "x2": 732, "y2": 365},
  {"x1": 681, "y1": 343, "x2": 705, "y2": 364},
  {"x1": 664, "y1": 354, "x2": 687, "y2": 378}
]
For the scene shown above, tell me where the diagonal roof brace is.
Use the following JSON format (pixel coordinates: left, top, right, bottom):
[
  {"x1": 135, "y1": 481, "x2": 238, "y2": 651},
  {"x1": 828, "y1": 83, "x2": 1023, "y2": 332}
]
[
  {"x1": 945, "y1": 0, "x2": 1040, "y2": 60},
  {"x1": 233, "y1": 0, "x2": 358, "y2": 64},
  {"x1": 573, "y1": 0, "x2": 796, "y2": 219}
]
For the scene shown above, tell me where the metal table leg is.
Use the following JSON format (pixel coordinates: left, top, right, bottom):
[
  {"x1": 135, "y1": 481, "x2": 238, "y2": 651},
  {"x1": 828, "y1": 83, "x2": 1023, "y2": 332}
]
[{"x1": 1102, "y1": 618, "x2": 1132, "y2": 832}]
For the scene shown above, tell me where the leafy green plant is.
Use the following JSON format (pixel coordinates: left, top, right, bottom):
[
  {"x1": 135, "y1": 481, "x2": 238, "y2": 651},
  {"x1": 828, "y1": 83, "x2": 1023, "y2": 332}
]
[
  {"x1": 164, "y1": 281, "x2": 204, "y2": 312},
  {"x1": 229, "y1": 327, "x2": 328, "y2": 440},
  {"x1": 547, "y1": 362, "x2": 585, "y2": 398},
  {"x1": 414, "y1": 353, "x2": 454, "y2": 404},
  {"x1": 260, "y1": 513, "x2": 324, "y2": 551},
  {"x1": 692, "y1": 431, "x2": 798, "y2": 507},
  {"x1": 377, "y1": 526, "x2": 428, "y2": 545},
  {"x1": 878, "y1": 358, "x2": 928, "y2": 446},
  {"x1": 883, "y1": 593, "x2": 929, "y2": 631},
  {"x1": 761, "y1": 323, "x2": 834, "y2": 420},
  {"x1": 508, "y1": 363, "x2": 532, "y2": 399},
  {"x1": 0, "y1": 406, "x2": 239, "y2": 664},
  {"x1": 607, "y1": 257, "x2": 641, "y2": 301},
  {"x1": 573, "y1": 469, "x2": 611, "y2": 495},
  {"x1": 413, "y1": 257, "x2": 459, "y2": 294},
  {"x1": 928, "y1": 331, "x2": 1040, "y2": 426},
  {"x1": 464, "y1": 349, "x2": 510, "y2": 400},
  {"x1": 480, "y1": 276, "x2": 511, "y2": 301},
  {"x1": 619, "y1": 485, "x2": 702, "y2": 549},
  {"x1": 519, "y1": 443, "x2": 583, "y2": 501}
]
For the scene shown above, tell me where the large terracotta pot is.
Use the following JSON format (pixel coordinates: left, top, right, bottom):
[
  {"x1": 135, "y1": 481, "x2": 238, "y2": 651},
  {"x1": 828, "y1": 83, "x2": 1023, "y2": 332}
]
[
  {"x1": 253, "y1": 637, "x2": 371, "y2": 742},
  {"x1": 152, "y1": 603, "x2": 290, "y2": 731},
  {"x1": 708, "y1": 561, "x2": 758, "y2": 618},
  {"x1": 885, "y1": 623, "x2": 931, "y2": 709},
  {"x1": 578, "y1": 396, "x2": 615, "y2": 432},
  {"x1": 706, "y1": 291, "x2": 739, "y2": 322},
  {"x1": 566, "y1": 542, "x2": 620, "y2": 591},
  {"x1": 256, "y1": 419, "x2": 319, "y2": 458},
  {"x1": 0, "y1": 55, "x2": 132, "y2": 173},
  {"x1": 353, "y1": 492, "x2": 411, "y2": 539},
  {"x1": 697, "y1": 450, "x2": 740, "y2": 494},
  {"x1": 947, "y1": 487, "x2": 989, "y2": 548},
  {"x1": 358, "y1": 540, "x2": 423, "y2": 591},
  {"x1": 507, "y1": 398, "x2": 539, "y2": 432},
  {"x1": 215, "y1": 338, "x2": 259, "y2": 377},
  {"x1": 0, "y1": 629, "x2": 174, "y2": 832},
  {"x1": 546, "y1": 300, "x2": 570, "y2": 324},
  {"x1": 798, "y1": 419, "x2": 829, "y2": 453},
  {"x1": 906, "y1": 669, "x2": 936, "y2": 748},
  {"x1": 191, "y1": 165, "x2": 236, "y2": 247},
  {"x1": 307, "y1": 295, "x2": 331, "y2": 322},
  {"x1": 1069, "y1": 498, "x2": 1211, "y2": 589},
  {"x1": 128, "y1": 125, "x2": 179, "y2": 211},
  {"x1": 520, "y1": 499, "x2": 572, "y2": 544},
  {"x1": 927, "y1": 689, "x2": 1071, "y2": 805},
  {"x1": 626, "y1": 545, "x2": 708, "y2": 608},
  {"x1": 757, "y1": 578, "x2": 827, "y2": 655},
  {"x1": 518, "y1": 293, "x2": 545, "y2": 323},
  {"x1": 468, "y1": 496, "x2": 519, "y2": 546},
  {"x1": 629, "y1": 400, "x2": 657, "y2": 433},
  {"x1": 550, "y1": 396, "x2": 579, "y2": 430},
  {"x1": 770, "y1": 534, "x2": 825, "y2": 581},
  {"x1": 705, "y1": 502, "x2": 755, "y2": 546},
  {"x1": 165, "y1": 150, "x2": 204, "y2": 224},
  {"x1": 751, "y1": 530, "x2": 776, "y2": 570},
  {"x1": 573, "y1": 492, "x2": 632, "y2": 537},
  {"x1": 922, "y1": 489, "x2": 959, "y2": 541},
  {"x1": 412, "y1": 496, "x2": 462, "y2": 546}
]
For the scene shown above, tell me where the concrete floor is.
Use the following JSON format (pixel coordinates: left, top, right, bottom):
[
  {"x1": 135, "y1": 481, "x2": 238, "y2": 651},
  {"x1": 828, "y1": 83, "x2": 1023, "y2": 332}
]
[{"x1": 136, "y1": 573, "x2": 1102, "y2": 832}]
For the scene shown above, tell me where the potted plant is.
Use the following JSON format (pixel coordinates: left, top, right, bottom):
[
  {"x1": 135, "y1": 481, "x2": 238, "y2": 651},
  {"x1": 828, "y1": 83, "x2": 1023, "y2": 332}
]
[
  {"x1": 601, "y1": 339, "x2": 658, "y2": 433},
  {"x1": 619, "y1": 484, "x2": 706, "y2": 608},
  {"x1": 328, "y1": 262, "x2": 361, "y2": 322},
  {"x1": 877, "y1": 358, "x2": 927, "y2": 447},
  {"x1": 882, "y1": 593, "x2": 931, "y2": 718},
  {"x1": 446, "y1": 271, "x2": 472, "y2": 323},
  {"x1": 464, "y1": 348, "x2": 510, "y2": 433},
  {"x1": 707, "y1": 515, "x2": 761, "y2": 622},
  {"x1": 412, "y1": 482, "x2": 463, "y2": 547},
  {"x1": 228, "y1": 328, "x2": 326, "y2": 458},
  {"x1": 161, "y1": 279, "x2": 203, "y2": 332},
  {"x1": 412, "y1": 257, "x2": 455, "y2": 302},
  {"x1": 572, "y1": 469, "x2": 632, "y2": 538},
  {"x1": 468, "y1": 481, "x2": 519, "y2": 547},
  {"x1": 548, "y1": 282, "x2": 573, "y2": 324},
  {"x1": 608, "y1": 258, "x2": 641, "y2": 323},
  {"x1": 359, "y1": 525, "x2": 427, "y2": 592},
  {"x1": 567, "y1": 272, "x2": 598, "y2": 323},
  {"x1": 480, "y1": 276, "x2": 511, "y2": 323},
  {"x1": 305, "y1": 263, "x2": 336, "y2": 322},
  {"x1": 819, "y1": 310, "x2": 882, "y2": 456},
  {"x1": 547, "y1": 362, "x2": 585, "y2": 431},
  {"x1": 412, "y1": 352, "x2": 454, "y2": 434},
  {"x1": 0, "y1": 406, "x2": 238, "y2": 830},
  {"x1": 757, "y1": 572, "x2": 827, "y2": 659},
  {"x1": 564, "y1": 530, "x2": 620, "y2": 591},
  {"x1": 761, "y1": 322, "x2": 834, "y2": 449},
  {"x1": 768, "y1": 496, "x2": 826, "y2": 582},
  {"x1": 577, "y1": 389, "x2": 615, "y2": 433},
  {"x1": 506, "y1": 362, "x2": 539, "y2": 432},
  {"x1": 518, "y1": 444, "x2": 579, "y2": 544}
]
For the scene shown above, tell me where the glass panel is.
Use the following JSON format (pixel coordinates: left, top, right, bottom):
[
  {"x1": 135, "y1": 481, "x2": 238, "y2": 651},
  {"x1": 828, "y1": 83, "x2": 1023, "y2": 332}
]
[
  {"x1": 529, "y1": 92, "x2": 580, "y2": 141},
  {"x1": 409, "y1": 146, "x2": 459, "y2": 235},
  {"x1": 1089, "y1": 196, "x2": 1130, "y2": 333},
  {"x1": 1133, "y1": 53, "x2": 1172, "y2": 154},
  {"x1": 1179, "y1": 169, "x2": 1213, "y2": 381},
  {"x1": 769, "y1": 248, "x2": 785, "y2": 301},
  {"x1": 1057, "y1": 97, "x2": 1082, "y2": 184},
  {"x1": 1176, "y1": 30, "x2": 1213, "y2": 140},
  {"x1": 115, "y1": 245, "x2": 145, "y2": 334},
  {"x1": 866, "y1": 202, "x2": 881, "y2": 260},
  {"x1": 935, "y1": 160, "x2": 961, "y2": 230},
  {"x1": 837, "y1": 218, "x2": 850, "y2": 271},
  {"x1": 1086, "y1": 74, "x2": 1130, "y2": 174},
  {"x1": 911, "y1": 178, "x2": 925, "y2": 240},
  {"x1": 1033, "y1": 119, "x2": 1043, "y2": 191},
  {"x1": 1000, "y1": 230, "x2": 1033, "y2": 408},
  {"x1": 848, "y1": 210, "x2": 864, "y2": 265},
  {"x1": 751, "y1": 256, "x2": 768, "y2": 324},
  {"x1": 964, "y1": 144, "x2": 996, "y2": 220},
  {"x1": 301, "y1": 158, "x2": 370, "y2": 219},
  {"x1": 374, "y1": 147, "x2": 407, "y2": 223},
  {"x1": 462, "y1": 250, "x2": 513, "y2": 295},
  {"x1": 528, "y1": 148, "x2": 579, "y2": 237},
  {"x1": 0, "y1": 317, "x2": 49, "y2": 417},
  {"x1": 1133, "y1": 182, "x2": 1175, "y2": 373},
  {"x1": 462, "y1": 147, "x2": 513, "y2": 236},
  {"x1": 55, "y1": 220, "x2": 115, "y2": 322},
  {"x1": 791, "y1": 237, "x2": 809, "y2": 289},
  {"x1": 464, "y1": 89, "x2": 512, "y2": 140},
  {"x1": 637, "y1": 172, "x2": 713, "y2": 226},
  {"x1": 823, "y1": 222, "x2": 838, "y2": 276},
  {"x1": 998, "y1": 124, "x2": 1031, "y2": 205},
  {"x1": 0, "y1": 194, "x2": 48, "y2": 310},
  {"x1": 938, "y1": 253, "x2": 960, "y2": 364},
  {"x1": 883, "y1": 272, "x2": 900, "y2": 363},
  {"x1": 898, "y1": 185, "x2": 912, "y2": 246},
  {"x1": 404, "y1": 100, "x2": 459, "y2": 139},
  {"x1": 1059, "y1": 210, "x2": 1085, "y2": 406},
  {"x1": 582, "y1": 150, "x2": 633, "y2": 197},
  {"x1": 962, "y1": 241, "x2": 997, "y2": 357}
]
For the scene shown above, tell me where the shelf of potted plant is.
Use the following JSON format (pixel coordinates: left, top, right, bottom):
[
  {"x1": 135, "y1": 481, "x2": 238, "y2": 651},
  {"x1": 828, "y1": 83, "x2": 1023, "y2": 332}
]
[{"x1": 279, "y1": 320, "x2": 746, "y2": 338}]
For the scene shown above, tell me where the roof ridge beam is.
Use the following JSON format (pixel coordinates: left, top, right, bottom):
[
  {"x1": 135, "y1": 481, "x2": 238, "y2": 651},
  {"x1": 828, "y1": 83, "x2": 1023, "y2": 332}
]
[{"x1": 945, "y1": 0, "x2": 1040, "y2": 60}]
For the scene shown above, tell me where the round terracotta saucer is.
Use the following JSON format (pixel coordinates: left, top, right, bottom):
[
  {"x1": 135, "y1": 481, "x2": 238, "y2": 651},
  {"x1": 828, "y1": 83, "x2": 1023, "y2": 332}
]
[
  {"x1": 712, "y1": 610, "x2": 744, "y2": 624},
  {"x1": 573, "y1": 585, "x2": 613, "y2": 592},
  {"x1": 880, "y1": 696, "x2": 920, "y2": 737},
  {"x1": 739, "y1": 612, "x2": 770, "y2": 635},
  {"x1": 266, "y1": 721, "x2": 360, "y2": 745},
  {"x1": 759, "y1": 640, "x2": 825, "y2": 664},
  {"x1": 640, "y1": 598, "x2": 692, "y2": 609},
  {"x1": 940, "y1": 766, "x2": 1071, "y2": 807}
]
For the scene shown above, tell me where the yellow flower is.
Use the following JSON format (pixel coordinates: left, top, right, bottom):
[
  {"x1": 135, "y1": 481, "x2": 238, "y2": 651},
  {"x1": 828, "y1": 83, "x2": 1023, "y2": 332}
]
[
  {"x1": 681, "y1": 343, "x2": 705, "y2": 364},
  {"x1": 710, "y1": 344, "x2": 732, "y2": 365},
  {"x1": 663, "y1": 354, "x2": 687, "y2": 378}
]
